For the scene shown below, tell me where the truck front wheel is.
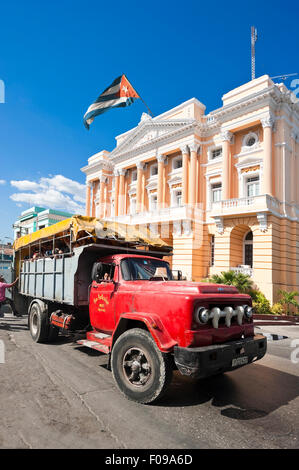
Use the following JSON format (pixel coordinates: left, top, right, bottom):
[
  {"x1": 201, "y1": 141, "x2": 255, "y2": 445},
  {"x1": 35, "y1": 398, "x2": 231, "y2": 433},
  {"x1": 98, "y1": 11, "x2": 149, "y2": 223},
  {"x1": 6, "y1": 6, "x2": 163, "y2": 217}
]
[{"x1": 111, "y1": 328, "x2": 173, "y2": 404}]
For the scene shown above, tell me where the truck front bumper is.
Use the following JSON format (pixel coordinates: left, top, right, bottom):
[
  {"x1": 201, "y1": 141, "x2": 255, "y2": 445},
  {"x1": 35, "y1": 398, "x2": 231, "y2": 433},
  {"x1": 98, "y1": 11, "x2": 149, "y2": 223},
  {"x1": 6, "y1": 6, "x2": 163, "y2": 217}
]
[{"x1": 173, "y1": 334, "x2": 267, "y2": 378}]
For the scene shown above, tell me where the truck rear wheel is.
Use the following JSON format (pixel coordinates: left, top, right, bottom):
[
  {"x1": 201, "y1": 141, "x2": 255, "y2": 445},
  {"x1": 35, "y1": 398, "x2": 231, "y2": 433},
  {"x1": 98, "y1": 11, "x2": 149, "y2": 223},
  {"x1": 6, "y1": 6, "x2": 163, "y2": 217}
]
[
  {"x1": 29, "y1": 302, "x2": 50, "y2": 343},
  {"x1": 111, "y1": 328, "x2": 173, "y2": 404}
]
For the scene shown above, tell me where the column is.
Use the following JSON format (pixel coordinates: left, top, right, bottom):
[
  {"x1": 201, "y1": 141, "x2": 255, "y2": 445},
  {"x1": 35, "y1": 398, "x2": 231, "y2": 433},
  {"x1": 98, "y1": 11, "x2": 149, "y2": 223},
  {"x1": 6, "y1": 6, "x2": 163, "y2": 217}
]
[
  {"x1": 291, "y1": 131, "x2": 297, "y2": 204},
  {"x1": 180, "y1": 145, "x2": 189, "y2": 205},
  {"x1": 118, "y1": 169, "x2": 126, "y2": 216},
  {"x1": 189, "y1": 143, "x2": 199, "y2": 207},
  {"x1": 98, "y1": 175, "x2": 106, "y2": 219},
  {"x1": 261, "y1": 114, "x2": 274, "y2": 196},
  {"x1": 136, "y1": 161, "x2": 144, "y2": 213},
  {"x1": 221, "y1": 131, "x2": 232, "y2": 200},
  {"x1": 91, "y1": 181, "x2": 97, "y2": 217},
  {"x1": 114, "y1": 169, "x2": 119, "y2": 217},
  {"x1": 85, "y1": 182, "x2": 91, "y2": 216},
  {"x1": 295, "y1": 137, "x2": 299, "y2": 204},
  {"x1": 157, "y1": 155, "x2": 165, "y2": 210}
]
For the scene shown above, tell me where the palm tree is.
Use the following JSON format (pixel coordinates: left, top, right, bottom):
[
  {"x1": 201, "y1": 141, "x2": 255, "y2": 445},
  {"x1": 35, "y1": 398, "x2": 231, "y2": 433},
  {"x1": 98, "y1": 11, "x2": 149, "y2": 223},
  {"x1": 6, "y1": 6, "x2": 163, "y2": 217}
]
[
  {"x1": 208, "y1": 270, "x2": 253, "y2": 294},
  {"x1": 277, "y1": 290, "x2": 299, "y2": 315}
]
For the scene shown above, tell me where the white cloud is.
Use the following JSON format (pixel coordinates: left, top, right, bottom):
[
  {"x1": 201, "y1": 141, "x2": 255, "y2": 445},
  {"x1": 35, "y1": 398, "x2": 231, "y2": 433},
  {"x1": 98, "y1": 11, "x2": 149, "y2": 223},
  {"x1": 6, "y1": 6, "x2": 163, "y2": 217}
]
[
  {"x1": 0, "y1": 179, "x2": 6, "y2": 185},
  {"x1": 11, "y1": 180, "x2": 40, "y2": 191},
  {"x1": 10, "y1": 174, "x2": 86, "y2": 214}
]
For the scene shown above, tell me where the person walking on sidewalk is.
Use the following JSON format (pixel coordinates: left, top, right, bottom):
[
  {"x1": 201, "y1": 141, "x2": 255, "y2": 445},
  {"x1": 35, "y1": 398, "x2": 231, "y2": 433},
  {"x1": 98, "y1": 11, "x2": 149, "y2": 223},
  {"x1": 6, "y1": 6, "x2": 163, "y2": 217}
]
[{"x1": 0, "y1": 275, "x2": 22, "y2": 317}]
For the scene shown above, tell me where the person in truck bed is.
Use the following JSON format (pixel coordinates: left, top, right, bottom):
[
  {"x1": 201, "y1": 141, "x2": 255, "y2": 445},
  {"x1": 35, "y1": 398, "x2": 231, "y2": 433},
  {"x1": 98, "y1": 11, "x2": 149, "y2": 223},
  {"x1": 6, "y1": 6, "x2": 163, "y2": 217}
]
[{"x1": 0, "y1": 275, "x2": 21, "y2": 317}]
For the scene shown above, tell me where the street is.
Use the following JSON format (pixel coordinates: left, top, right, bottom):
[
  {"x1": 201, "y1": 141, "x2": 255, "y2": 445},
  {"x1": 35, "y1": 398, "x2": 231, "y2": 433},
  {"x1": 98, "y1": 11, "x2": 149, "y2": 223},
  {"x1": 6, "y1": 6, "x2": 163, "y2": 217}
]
[{"x1": 0, "y1": 314, "x2": 298, "y2": 449}]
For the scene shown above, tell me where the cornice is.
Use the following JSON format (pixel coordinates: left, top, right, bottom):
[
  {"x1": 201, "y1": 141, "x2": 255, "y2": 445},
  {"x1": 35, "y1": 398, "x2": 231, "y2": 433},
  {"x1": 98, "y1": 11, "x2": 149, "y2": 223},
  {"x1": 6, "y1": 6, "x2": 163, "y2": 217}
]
[
  {"x1": 208, "y1": 85, "x2": 299, "y2": 128},
  {"x1": 81, "y1": 159, "x2": 113, "y2": 175},
  {"x1": 110, "y1": 120, "x2": 203, "y2": 164}
]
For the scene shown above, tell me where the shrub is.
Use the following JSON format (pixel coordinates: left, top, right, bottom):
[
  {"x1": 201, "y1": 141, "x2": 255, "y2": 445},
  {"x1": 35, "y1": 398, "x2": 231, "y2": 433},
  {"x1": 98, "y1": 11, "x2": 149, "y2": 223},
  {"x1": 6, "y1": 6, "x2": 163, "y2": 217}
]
[
  {"x1": 271, "y1": 303, "x2": 284, "y2": 315},
  {"x1": 277, "y1": 290, "x2": 299, "y2": 315},
  {"x1": 249, "y1": 290, "x2": 271, "y2": 315},
  {"x1": 208, "y1": 270, "x2": 254, "y2": 294}
]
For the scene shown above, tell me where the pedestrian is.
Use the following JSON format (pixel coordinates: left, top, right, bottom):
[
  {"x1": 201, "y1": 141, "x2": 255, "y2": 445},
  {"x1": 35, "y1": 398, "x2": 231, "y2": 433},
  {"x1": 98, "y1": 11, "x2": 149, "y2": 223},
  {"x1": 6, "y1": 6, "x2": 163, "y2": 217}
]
[{"x1": 0, "y1": 275, "x2": 22, "y2": 317}]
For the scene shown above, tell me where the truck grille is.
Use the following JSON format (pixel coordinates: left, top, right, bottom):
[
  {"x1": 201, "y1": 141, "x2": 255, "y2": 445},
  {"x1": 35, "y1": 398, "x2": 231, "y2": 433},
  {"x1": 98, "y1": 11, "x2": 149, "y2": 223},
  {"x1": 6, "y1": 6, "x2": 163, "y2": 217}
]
[{"x1": 195, "y1": 303, "x2": 252, "y2": 328}]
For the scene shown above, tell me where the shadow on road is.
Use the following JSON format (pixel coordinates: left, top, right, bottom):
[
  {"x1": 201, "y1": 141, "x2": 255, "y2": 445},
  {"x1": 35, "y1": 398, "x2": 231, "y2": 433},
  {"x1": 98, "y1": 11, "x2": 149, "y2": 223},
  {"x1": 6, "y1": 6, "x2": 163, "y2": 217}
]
[
  {"x1": 158, "y1": 364, "x2": 299, "y2": 420},
  {"x1": 0, "y1": 317, "x2": 28, "y2": 332}
]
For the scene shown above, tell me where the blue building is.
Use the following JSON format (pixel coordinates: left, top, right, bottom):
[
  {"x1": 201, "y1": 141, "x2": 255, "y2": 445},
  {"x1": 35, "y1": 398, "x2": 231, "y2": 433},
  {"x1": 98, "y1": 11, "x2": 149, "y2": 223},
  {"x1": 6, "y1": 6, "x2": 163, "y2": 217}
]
[{"x1": 13, "y1": 206, "x2": 74, "y2": 239}]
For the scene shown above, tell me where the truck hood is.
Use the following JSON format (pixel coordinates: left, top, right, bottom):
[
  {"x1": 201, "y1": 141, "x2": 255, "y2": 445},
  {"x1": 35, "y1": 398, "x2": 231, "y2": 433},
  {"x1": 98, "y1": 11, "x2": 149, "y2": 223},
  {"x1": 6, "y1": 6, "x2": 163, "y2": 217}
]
[{"x1": 126, "y1": 281, "x2": 240, "y2": 295}]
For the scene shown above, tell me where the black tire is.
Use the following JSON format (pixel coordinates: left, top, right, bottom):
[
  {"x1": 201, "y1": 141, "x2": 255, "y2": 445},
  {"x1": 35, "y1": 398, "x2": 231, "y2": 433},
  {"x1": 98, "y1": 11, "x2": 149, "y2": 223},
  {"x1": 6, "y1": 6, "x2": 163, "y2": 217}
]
[
  {"x1": 29, "y1": 302, "x2": 49, "y2": 343},
  {"x1": 111, "y1": 328, "x2": 173, "y2": 404}
]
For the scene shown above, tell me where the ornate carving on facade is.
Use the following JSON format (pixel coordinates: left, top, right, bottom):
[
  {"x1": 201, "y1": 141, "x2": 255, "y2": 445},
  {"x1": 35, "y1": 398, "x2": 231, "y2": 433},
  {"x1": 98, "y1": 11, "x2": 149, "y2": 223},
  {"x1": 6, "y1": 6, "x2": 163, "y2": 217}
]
[
  {"x1": 291, "y1": 129, "x2": 299, "y2": 143},
  {"x1": 189, "y1": 143, "x2": 200, "y2": 153},
  {"x1": 261, "y1": 114, "x2": 275, "y2": 129},
  {"x1": 140, "y1": 112, "x2": 152, "y2": 122},
  {"x1": 149, "y1": 223, "x2": 158, "y2": 237},
  {"x1": 257, "y1": 212, "x2": 268, "y2": 232},
  {"x1": 241, "y1": 165, "x2": 260, "y2": 174},
  {"x1": 214, "y1": 216, "x2": 224, "y2": 234},
  {"x1": 182, "y1": 219, "x2": 192, "y2": 236},
  {"x1": 118, "y1": 168, "x2": 126, "y2": 176},
  {"x1": 136, "y1": 161, "x2": 144, "y2": 170},
  {"x1": 180, "y1": 145, "x2": 189, "y2": 155},
  {"x1": 221, "y1": 130, "x2": 233, "y2": 142},
  {"x1": 157, "y1": 154, "x2": 166, "y2": 163},
  {"x1": 173, "y1": 220, "x2": 182, "y2": 237}
]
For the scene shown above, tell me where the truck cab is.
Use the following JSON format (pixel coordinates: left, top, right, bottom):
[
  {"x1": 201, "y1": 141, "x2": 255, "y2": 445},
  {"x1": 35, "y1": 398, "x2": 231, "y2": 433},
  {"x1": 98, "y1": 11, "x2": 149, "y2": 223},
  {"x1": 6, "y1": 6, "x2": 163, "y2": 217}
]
[{"x1": 82, "y1": 253, "x2": 267, "y2": 403}]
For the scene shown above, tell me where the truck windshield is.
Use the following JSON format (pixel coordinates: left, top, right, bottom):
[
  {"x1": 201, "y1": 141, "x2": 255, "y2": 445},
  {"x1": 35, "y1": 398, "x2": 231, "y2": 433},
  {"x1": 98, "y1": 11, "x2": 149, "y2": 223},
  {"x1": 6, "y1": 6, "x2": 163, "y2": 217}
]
[{"x1": 121, "y1": 258, "x2": 173, "y2": 281}]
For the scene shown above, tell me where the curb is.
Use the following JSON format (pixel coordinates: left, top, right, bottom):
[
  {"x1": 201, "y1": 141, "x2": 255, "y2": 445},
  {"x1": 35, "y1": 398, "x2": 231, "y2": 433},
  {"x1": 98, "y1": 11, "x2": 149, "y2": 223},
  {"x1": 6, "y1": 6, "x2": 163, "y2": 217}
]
[
  {"x1": 260, "y1": 332, "x2": 288, "y2": 341},
  {"x1": 254, "y1": 321, "x2": 297, "y2": 326},
  {"x1": 253, "y1": 314, "x2": 299, "y2": 323}
]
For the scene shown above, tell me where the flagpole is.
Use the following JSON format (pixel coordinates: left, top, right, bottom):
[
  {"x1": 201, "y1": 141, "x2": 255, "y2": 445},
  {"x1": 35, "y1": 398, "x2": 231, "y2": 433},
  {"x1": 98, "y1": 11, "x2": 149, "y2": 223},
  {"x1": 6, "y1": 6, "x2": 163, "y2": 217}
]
[{"x1": 124, "y1": 75, "x2": 155, "y2": 117}]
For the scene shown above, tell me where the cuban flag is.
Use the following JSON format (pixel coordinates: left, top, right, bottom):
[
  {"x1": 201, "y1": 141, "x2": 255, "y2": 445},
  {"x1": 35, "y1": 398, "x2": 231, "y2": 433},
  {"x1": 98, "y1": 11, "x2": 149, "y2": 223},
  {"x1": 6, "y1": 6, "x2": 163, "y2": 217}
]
[{"x1": 83, "y1": 75, "x2": 140, "y2": 129}]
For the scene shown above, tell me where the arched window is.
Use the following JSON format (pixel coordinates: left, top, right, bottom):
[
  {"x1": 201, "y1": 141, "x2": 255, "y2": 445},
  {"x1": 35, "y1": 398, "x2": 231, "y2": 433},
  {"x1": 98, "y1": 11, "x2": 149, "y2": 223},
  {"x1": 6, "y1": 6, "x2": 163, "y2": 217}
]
[{"x1": 244, "y1": 230, "x2": 253, "y2": 267}]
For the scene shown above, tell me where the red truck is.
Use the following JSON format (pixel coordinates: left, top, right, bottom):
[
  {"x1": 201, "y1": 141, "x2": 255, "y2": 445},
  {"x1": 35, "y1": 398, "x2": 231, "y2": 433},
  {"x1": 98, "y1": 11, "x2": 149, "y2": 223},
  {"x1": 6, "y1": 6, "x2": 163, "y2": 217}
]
[{"x1": 13, "y1": 216, "x2": 267, "y2": 404}]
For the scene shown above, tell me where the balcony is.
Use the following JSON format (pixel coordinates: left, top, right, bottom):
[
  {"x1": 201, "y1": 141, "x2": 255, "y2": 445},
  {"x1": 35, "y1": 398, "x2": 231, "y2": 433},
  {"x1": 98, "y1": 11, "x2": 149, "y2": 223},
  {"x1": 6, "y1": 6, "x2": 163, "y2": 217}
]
[
  {"x1": 230, "y1": 266, "x2": 253, "y2": 277},
  {"x1": 209, "y1": 194, "x2": 281, "y2": 218},
  {"x1": 105, "y1": 204, "x2": 198, "y2": 225}
]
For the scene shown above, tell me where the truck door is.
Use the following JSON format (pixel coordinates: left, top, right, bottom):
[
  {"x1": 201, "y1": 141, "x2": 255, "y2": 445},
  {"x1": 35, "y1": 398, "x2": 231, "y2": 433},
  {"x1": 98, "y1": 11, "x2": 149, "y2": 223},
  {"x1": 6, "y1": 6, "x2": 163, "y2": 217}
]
[{"x1": 89, "y1": 262, "x2": 116, "y2": 333}]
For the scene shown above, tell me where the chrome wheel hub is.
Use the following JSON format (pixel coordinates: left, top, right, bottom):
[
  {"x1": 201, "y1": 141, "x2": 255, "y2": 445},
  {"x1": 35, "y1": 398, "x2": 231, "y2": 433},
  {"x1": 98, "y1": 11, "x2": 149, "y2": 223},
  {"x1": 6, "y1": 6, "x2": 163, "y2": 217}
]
[{"x1": 122, "y1": 347, "x2": 151, "y2": 387}]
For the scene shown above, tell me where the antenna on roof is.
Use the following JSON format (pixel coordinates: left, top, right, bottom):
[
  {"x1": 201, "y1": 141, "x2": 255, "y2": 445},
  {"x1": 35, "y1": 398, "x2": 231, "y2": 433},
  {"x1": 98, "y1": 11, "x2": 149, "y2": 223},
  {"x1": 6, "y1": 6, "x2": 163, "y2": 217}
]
[
  {"x1": 251, "y1": 26, "x2": 258, "y2": 80},
  {"x1": 270, "y1": 73, "x2": 298, "y2": 81}
]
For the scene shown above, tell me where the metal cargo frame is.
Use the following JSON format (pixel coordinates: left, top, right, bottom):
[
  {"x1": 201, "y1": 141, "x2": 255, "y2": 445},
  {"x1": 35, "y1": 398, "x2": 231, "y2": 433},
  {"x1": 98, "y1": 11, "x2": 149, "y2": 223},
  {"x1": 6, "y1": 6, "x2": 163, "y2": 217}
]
[{"x1": 19, "y1": 243, "x2": 170, "y2": 307}]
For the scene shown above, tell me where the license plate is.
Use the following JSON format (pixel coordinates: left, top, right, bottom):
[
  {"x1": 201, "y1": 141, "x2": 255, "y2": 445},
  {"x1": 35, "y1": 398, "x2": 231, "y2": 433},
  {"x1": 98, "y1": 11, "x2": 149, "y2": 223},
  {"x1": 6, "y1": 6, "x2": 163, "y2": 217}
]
[{"x1": 232, "y1": 356, "x2": 248, "y2": 367}]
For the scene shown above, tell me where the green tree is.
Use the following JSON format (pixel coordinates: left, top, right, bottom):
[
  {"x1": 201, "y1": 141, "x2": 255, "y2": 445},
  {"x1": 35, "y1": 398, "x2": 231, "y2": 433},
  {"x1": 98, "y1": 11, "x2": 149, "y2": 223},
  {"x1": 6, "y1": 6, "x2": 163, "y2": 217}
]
[
  {"x1": 277, "y1": 290, "x2": 299, "y2": 315},
  {"x1": 208, "y1": 270, "x2": 254, "y2": 294}
]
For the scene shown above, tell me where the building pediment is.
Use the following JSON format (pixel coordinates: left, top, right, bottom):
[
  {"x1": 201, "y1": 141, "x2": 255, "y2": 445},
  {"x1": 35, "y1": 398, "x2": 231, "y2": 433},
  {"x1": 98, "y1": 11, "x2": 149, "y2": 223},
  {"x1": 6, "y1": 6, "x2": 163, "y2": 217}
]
[{"x1": 109, "y1": 117, "x2": 198, "y2": 162}]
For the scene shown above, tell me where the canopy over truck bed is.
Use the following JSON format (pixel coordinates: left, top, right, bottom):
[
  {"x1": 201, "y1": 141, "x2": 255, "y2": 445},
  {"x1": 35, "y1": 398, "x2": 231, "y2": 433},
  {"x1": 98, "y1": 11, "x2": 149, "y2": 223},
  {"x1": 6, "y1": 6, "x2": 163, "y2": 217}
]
[{"x1": 14, "y1": 216, "x2": 172, "y2": 307}]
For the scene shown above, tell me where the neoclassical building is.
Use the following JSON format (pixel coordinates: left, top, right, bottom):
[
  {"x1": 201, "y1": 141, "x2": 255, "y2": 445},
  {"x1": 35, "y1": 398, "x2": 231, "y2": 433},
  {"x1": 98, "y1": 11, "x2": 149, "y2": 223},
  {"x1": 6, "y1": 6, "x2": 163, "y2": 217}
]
[{"x1": 81, "y1": 75, "x2": 299, "y2": 304}]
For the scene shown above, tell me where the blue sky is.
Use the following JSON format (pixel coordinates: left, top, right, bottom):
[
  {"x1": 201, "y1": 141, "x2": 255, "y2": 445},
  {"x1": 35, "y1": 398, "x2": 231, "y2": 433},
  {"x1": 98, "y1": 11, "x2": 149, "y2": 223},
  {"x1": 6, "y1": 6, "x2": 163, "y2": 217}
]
[{"x1": 0, "y1": 0, "x2": 298, "y2": 240}]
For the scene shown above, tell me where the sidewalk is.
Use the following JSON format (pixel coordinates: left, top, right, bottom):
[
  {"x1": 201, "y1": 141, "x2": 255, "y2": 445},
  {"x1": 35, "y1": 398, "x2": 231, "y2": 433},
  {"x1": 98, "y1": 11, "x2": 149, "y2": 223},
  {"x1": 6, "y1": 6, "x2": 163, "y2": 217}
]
[{"x1": 253, "y1": 314, "x2": 299, "y2": 326}]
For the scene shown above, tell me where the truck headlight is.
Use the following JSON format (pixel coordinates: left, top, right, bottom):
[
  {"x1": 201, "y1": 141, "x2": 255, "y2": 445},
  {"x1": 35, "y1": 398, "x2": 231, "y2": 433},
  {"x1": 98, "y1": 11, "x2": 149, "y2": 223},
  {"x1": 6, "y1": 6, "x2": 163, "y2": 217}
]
[
  {"x1": 195, "y1": 307, "x2": 210, "y2": 324},
  {"x1": 244, "y1": 305, "x2": 253, "y2": 318}
]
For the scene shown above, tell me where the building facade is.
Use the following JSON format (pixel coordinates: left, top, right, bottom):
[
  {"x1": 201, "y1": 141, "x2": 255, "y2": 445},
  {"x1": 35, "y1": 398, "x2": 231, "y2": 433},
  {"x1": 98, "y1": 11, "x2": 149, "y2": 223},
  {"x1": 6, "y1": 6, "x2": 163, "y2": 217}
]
[
  {"x1": 13, "y1": 206, "x2": 73, "y2": 239},
  {"x1": 81, "y1": 75, "x2": 299, "y2": 304},
  {"x1": 0, "y1": 242, "x2": 13, "y2": 283}
]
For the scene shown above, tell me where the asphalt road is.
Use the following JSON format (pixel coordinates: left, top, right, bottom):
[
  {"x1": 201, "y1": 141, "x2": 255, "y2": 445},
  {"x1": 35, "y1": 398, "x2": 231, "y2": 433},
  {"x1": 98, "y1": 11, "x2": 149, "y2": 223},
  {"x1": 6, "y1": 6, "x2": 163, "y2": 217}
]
[{"x1": 0, "y1": 315, "x2": 298, "y2": 449}]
